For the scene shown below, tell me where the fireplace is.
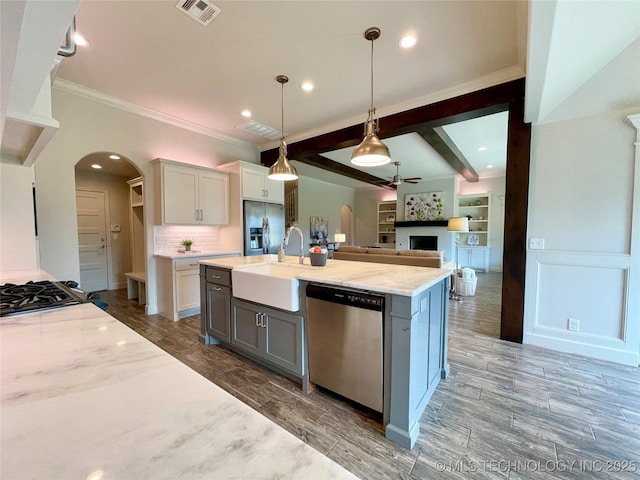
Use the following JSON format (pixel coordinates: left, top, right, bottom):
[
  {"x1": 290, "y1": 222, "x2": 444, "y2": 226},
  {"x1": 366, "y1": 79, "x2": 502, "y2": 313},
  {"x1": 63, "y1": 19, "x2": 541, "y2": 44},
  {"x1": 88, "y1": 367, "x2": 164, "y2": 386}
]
[{"x1": 410, "y1": 235, "x2": 437, "y2": 251}]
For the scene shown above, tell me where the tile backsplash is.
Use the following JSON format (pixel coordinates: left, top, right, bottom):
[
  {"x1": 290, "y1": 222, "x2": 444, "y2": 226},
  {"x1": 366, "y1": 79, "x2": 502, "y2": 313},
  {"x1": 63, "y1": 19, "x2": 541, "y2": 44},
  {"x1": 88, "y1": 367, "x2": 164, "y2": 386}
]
[{"x1": 153, "y1": 225, "x2": 220, "y2": 253}]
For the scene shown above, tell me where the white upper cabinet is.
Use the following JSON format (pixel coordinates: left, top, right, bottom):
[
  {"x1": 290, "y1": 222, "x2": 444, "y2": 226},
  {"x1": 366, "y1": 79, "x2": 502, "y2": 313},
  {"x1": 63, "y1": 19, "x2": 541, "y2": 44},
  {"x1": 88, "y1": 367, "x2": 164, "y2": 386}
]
[
  {"x1": 153, "y1": 159, "x2": 228, "y2": 226},
  {"x1": 241, "y1": 163, "x2": 284, "y2": 203}
]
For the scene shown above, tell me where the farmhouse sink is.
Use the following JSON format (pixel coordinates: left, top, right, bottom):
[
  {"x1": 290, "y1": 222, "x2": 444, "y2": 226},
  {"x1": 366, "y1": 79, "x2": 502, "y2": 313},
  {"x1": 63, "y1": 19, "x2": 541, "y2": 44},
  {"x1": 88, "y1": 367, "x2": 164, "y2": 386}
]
[{"x1": 232, "y1": 263, "x2": 307, "y2": 312}]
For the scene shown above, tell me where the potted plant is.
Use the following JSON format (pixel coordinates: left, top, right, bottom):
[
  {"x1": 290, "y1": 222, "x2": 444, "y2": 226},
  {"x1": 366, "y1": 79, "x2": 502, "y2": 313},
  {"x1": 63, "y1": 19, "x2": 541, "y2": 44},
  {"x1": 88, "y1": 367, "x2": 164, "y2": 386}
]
[{"x1": 181, "y1": 239, "x2": 193, "y2": 252}]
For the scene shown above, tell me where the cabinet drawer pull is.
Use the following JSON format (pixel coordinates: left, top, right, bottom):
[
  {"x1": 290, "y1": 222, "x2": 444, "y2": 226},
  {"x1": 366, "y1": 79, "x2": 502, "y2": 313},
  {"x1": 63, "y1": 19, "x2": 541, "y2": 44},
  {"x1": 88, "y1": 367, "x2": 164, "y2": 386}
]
[
  {"x1": 189, "y1": 263, "x2": 198, "y2": 267},
  {"x1": 213, "y1": 286, "x2": 222, "y2": 292},
  {"x1": 212, "y1": 275, "x2": 222, "y2": 279}
]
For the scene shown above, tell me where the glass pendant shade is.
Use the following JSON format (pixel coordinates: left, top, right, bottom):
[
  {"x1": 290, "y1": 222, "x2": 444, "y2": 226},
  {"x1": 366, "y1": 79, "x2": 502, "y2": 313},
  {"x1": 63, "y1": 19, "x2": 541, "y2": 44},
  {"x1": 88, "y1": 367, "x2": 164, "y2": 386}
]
[
  {"x1": 351, "y1": 120, "x2": 391, "y2": 166},
  {"x1": 268, "y1": 74, "x2": 298, "y2": 181},
  {"x1": 268, "y1": 139, "x2": 298, "y2": 181}
]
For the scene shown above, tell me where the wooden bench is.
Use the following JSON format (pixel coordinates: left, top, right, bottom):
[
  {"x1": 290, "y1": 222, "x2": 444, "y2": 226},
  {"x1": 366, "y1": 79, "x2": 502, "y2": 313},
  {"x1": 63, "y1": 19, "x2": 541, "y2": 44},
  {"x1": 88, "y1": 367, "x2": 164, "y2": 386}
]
[{"x1": 125, "y1": 272, "x2": 146, "y2": 305}]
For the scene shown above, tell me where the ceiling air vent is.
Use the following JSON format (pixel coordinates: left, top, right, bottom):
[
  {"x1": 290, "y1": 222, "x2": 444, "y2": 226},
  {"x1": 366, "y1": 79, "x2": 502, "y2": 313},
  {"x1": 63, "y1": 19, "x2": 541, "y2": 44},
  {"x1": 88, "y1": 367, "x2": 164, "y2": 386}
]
[
  {"x1": 176, "y1": 0, "x2": 221, "y2": 26},
  {"x1": 237, "y1": 121, "x2": 283, "y2": 140}
]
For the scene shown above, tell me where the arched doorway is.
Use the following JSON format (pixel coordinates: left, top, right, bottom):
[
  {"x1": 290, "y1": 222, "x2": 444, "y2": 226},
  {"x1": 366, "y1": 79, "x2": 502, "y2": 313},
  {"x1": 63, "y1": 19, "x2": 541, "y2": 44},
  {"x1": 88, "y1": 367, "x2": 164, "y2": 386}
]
[
  {"x1": 340, "y1": 204, "x2": 354, "y2": 245},
  {"x1": 74, "y1": 152, "x2": 143, "y2": 292}
]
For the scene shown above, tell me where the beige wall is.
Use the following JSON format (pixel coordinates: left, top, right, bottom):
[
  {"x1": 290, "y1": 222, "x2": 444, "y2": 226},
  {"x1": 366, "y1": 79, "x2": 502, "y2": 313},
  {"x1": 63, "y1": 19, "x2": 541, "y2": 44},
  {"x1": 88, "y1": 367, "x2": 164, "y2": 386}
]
[
  {"x1": 0, "y1": 162, "x2": 38, "y2": 271},
  {"x1": 33, "y1": 86, "x2": 258, "y2": 314},
  {"x1": 75, "y1": 169, "x2": 135, "y2": 289},
  {"x1": 290, "y1": 176, "x2": 355, "y2": 255},
  {"x1": 354, "y1": 188, "x2": 396, "y2": 246}
]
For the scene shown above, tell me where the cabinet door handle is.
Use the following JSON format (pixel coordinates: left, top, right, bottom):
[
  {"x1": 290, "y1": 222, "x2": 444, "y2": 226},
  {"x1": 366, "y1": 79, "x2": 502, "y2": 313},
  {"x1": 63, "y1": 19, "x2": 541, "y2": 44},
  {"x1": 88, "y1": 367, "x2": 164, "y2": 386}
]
[
  {"x1": 265, "y1": 189, "x2": 268, "y2": 198},
  {"x1": 195, "y1": 209, "x2": 198, "y2": 220},
  {"x1": 255, "y1": 312, "x2": 261, "y2": 327},
  {"x1": 200, "y1": 209, "x2": 204, "y2": 221},
  {"x1": 260, "y1": 313, "x2": 267, "y2": 328}
]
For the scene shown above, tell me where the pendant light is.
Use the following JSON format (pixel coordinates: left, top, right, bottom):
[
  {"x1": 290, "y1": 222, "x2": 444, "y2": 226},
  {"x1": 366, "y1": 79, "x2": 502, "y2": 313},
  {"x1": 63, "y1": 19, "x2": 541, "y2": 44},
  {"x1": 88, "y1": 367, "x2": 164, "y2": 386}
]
[
  {"x1": 351, "y1": 27, "x2": 391, "y2": 167},
  {"x1": 268, "y1": 75, "x2": 298, "y2": 181}
]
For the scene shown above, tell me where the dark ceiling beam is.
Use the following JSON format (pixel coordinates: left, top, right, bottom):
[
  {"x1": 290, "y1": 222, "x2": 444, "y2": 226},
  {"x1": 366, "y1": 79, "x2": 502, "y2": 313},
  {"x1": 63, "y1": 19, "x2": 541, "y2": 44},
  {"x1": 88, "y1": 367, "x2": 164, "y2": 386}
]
[
  {"x1": 293, "y1": 154, "x2": 397, "y2": 190},
  {"x1": 425, "y1": 126, "x2": 479, "y2": 182},
  {"x1": 261, "y1": 80, "x2": 522, "y2": 170}
]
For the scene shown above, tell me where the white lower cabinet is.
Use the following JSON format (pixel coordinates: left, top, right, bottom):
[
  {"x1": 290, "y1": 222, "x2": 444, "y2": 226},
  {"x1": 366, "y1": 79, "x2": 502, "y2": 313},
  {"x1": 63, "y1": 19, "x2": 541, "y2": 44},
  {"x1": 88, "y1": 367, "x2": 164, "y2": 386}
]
[
  {"x1": 176, "y1": 264, "x2": 201, "y2": 312},
  {"x1": 156, "y1": 254, "x2": 239, "y2": 321},
  {"x1": 458, "y1": 246, "x2": 491, "y2": 272}
]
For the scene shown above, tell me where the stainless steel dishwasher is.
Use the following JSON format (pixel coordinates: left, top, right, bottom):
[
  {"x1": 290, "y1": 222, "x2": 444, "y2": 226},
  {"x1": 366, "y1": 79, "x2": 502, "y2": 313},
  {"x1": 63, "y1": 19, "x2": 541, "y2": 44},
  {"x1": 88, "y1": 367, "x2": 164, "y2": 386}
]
[{"x1": 306, "y1": 284, "x2": 384, "y2": 412}]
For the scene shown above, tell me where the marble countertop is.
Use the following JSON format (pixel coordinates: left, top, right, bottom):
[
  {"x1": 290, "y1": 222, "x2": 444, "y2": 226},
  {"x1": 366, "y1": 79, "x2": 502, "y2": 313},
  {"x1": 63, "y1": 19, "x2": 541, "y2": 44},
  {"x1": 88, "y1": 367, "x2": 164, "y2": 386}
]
[
  {"x1": 0, "y1": 269, "x2": 357, "y2": 479},
  {"x1": 154, "y1": 250, "x2": 241, "y2": 259},
  {"x1": 200, "y1": 255, "x2": 451, "y2": 297}
]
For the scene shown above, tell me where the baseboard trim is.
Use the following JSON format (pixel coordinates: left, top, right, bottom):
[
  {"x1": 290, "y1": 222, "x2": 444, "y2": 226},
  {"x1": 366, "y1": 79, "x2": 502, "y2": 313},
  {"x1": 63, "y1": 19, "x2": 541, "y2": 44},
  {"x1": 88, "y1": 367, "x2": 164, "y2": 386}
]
[{"x1": 524, "y1": 332, "x2": 639, "y2": 366}]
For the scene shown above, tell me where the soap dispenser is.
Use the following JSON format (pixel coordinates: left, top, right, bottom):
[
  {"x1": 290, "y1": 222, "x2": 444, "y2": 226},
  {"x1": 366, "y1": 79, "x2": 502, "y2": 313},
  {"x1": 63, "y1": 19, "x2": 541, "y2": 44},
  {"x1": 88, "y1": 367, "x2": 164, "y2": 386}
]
[{"x1": 277, "y1": 240, "x2": 286, "y2": 262}]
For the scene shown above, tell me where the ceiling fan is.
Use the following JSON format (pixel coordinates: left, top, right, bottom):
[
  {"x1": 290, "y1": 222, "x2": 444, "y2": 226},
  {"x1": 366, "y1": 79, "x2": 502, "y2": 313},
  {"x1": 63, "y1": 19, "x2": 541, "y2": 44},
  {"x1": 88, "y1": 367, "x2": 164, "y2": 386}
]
[{"x1": 380, "y1": 161, "x2": 422, "y2": 186}]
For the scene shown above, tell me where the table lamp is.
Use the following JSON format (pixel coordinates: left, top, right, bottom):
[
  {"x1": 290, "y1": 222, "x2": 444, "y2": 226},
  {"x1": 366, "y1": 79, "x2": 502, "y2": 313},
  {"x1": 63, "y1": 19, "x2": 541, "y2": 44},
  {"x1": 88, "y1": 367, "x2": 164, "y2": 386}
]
[
  {"x1": 448, "y1": 217, "x2": 469, "y2": 301},
  {"x1": 334, "y1": 233, "x2": 346, "y2": 249}
]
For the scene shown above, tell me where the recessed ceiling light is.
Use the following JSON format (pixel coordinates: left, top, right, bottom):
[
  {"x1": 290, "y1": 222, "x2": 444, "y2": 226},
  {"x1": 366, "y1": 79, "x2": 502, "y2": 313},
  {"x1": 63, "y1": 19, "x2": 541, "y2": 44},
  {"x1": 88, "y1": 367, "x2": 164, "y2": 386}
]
[
  {"x1": 300, "y1": 82, "x2": 314, "y2": 92},
  {"x1": 72, "y1": 32, "x2": 90, "y2": 47},
  {"x1": 399, "y1": 34, "x2": 418, "y2": 49},
  {"x1": 91, "y1": 164, "x2": 102, "y2": 169},
  {"x1": 478, "y1": 146, "x2": 487, "y2": 152},
  {"x1": 241, "y1": 110, "x2": 252, "y2": 118},
  {"x1": 487, "y1": 164, "x2": 494, "y2": 169},
  {"x1": 109, "y1": 154, "x2": 121, "y2": 160}
]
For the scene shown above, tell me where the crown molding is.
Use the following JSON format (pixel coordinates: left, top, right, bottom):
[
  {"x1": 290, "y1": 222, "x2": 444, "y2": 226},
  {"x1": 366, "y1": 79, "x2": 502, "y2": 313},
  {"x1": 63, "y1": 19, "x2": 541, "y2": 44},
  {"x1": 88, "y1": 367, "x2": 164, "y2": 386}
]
[{"x1": 53, "y1": 78, "x2": 254, "y2": 148}]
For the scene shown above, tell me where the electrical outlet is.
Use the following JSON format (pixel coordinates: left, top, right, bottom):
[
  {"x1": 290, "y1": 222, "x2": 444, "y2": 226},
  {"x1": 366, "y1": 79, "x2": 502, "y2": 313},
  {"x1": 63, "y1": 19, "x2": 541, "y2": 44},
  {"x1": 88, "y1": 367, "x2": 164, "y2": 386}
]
[
  {"x1": 568, "y1": 318, "x2": 579, "y2": 332},
  {"x1": 529, "y1": 237, "x2": 545, "y2": 250}
]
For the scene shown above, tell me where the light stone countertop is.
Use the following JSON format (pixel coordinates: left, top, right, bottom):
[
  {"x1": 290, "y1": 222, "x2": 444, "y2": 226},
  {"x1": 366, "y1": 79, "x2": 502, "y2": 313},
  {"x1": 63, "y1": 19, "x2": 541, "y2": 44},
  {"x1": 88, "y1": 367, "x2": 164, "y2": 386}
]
[
  {"x1": 200, "y1": 255, "x2": 451, "y2": 297},
  {"x1": 153, "y1": 250, "x2": 241, "y2": 260},
  {"x1": 0, "y1": 269, "x2": 358, "y2": 480}
]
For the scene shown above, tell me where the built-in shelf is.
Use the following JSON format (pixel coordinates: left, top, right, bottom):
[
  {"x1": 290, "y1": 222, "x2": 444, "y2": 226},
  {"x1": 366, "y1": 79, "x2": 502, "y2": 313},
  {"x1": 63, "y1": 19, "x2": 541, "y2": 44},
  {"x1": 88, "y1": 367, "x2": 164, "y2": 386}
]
[{"x1": 377, "y1": 200, "x2": 397, "y2": 245}]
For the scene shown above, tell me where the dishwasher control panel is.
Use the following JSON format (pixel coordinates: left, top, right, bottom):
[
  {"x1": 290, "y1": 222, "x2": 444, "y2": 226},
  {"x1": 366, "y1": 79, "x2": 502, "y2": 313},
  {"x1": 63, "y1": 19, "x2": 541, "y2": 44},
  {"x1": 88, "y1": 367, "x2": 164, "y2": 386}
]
[{"x1": 306, "y1": 284, "x2": 383, "y2": 311}]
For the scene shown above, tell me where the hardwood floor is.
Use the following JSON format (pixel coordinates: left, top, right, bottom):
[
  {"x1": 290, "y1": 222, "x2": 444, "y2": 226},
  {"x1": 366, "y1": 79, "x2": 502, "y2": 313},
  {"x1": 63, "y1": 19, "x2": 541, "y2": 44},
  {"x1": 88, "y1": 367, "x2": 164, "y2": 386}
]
[{"x1": 100, "y1": 272, "x2": 640, "y2": 479}]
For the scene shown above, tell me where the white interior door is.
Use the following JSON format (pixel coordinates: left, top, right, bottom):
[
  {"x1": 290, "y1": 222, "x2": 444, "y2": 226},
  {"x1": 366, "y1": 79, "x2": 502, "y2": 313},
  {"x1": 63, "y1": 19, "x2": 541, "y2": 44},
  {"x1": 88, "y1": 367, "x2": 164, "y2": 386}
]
[{"x1": 76, "y1": 190, "x2": 108, "y2": 291}]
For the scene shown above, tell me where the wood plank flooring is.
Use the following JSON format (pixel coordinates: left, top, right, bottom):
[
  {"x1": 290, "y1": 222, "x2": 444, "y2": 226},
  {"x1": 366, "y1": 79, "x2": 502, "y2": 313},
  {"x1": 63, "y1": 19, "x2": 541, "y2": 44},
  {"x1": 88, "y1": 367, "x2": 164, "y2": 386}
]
[{"x1": 99, "y1": 272, "x2": 640, "y2": 479}]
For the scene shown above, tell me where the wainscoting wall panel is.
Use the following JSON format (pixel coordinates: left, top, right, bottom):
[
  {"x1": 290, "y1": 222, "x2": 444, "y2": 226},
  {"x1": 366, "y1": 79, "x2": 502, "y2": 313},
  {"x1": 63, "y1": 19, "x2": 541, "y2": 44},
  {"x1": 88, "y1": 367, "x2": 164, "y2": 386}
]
[{"x1": 525, "y1": 251, "x2": 635, "y2": 365}]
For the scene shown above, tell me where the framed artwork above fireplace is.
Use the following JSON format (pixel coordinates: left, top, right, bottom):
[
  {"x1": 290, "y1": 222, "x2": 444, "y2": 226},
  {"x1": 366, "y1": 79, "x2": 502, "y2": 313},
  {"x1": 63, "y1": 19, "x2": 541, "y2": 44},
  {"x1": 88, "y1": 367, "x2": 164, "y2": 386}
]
[{"x1": 404, "y1": 192, "x2": 444, "y2": 221}]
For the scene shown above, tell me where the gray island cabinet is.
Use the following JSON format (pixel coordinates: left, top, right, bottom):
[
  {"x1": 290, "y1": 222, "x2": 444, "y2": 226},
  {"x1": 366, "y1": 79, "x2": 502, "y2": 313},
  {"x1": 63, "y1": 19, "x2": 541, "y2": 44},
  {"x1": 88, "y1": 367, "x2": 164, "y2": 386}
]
[{"x1": 199, "y1": 256, "x2": 450, "y2": 449}]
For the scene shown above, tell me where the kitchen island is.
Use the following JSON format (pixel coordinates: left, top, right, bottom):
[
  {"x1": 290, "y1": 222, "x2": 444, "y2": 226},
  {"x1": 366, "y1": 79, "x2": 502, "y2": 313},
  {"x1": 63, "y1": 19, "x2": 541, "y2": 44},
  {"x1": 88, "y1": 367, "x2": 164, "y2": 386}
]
[
  {"x1": 200, "y1": 255, "x2": 451, "y2": 449},
  {"x1": 0, "y1": 269, "x2": 357, "y2": 479}
]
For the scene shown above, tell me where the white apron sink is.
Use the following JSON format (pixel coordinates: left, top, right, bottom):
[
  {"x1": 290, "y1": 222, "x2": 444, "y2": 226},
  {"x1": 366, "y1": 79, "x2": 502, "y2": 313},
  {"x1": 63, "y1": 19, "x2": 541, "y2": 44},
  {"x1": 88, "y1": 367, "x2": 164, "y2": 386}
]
[{"x1": 232, "y1": 263, "x2": 306, "y2": 312}]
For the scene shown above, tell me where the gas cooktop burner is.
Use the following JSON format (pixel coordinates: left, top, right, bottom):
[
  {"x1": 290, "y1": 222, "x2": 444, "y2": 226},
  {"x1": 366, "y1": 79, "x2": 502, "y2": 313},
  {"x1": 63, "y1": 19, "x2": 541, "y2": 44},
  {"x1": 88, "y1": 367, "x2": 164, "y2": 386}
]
[{"x1": 0, "y1": 280, "x2": 89, "y2": 317}]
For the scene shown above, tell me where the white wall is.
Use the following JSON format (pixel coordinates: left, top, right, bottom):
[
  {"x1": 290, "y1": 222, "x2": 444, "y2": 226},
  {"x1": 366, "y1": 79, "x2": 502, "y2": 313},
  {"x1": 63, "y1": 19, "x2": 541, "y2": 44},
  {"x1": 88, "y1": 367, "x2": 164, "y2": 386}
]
[
  {"x1": 75, "y1": 169, "x2": 134, "y2": 289},
  {"x1": 459, "y1": 175, "x2": 506, "y2": 271},
  {"x1": 290, "y1": 176, "x2": 355, "y2": 255},
  {"x1": 0, "y1": 162, "x2": 38, "y2": 271},
  {"x1": 524, "y1": 41, "x2": 639, "y2": 365},
  {"x1": 33, "y1": 87, "x2": 258, "y2": 314}
]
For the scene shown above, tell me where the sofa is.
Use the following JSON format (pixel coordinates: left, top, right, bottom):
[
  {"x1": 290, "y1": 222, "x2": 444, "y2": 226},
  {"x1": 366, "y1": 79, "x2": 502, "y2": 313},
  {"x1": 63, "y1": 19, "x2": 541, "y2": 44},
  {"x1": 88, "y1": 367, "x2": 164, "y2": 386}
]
[{"x1": 333, "y1": 246, "x2": 444, "y2": 268}]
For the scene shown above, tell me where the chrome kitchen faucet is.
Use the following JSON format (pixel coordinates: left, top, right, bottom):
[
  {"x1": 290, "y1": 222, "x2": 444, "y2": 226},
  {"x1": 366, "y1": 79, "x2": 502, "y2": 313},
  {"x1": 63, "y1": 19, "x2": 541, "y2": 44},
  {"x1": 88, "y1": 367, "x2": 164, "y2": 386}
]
[{"x1": 284, "y1": 226, "x2": 304, "y2": 264}]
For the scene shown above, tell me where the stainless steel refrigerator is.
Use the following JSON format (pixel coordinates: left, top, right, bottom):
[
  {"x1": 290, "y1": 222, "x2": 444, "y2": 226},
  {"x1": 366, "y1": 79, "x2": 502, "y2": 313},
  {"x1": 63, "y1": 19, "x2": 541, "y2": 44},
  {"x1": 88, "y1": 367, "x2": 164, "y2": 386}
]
[{"x1": 243, "y1": 200, "x2": 286, "y2": 256}]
